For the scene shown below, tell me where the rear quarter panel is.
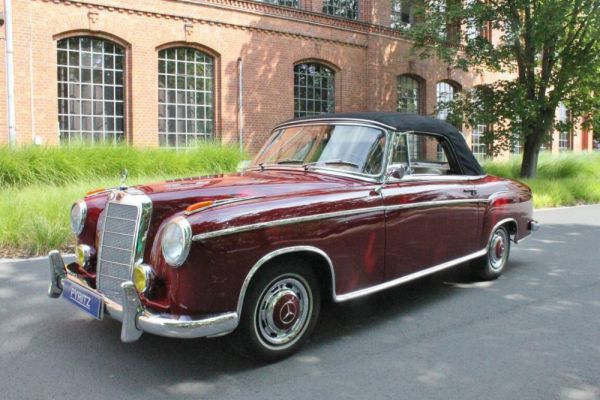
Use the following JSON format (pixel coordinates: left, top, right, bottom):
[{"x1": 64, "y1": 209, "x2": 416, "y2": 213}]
[{"x1": 474, "y1": 176, "x2": 533, "y2": 247}]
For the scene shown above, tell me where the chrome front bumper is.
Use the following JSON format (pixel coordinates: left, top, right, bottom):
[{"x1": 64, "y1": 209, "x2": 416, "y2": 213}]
[{"x1": 48, "y1": 250, "x2": 238, "y2": 342}]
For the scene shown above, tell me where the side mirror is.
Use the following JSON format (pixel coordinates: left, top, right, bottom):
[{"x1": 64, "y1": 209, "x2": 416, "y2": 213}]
[{"x1": 386, "y1": 165, "x2": 406, "y2": 181}]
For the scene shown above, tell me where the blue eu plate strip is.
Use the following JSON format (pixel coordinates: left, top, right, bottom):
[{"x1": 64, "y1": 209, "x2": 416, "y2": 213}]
[{"x1": 62, "y1": 279, "x2": 104, "y2": 320}]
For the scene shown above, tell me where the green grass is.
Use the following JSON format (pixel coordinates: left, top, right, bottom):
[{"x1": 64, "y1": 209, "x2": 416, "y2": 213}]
[
  {"x1": 483, "y1": 152, "x2": 600, "y2": 209},
  {"x1": 1, "y1": 145, "x2": 598, "y2": 257},
  {"x1": 0, "y1": 177, "x2": 173, "y2": 256},
  {"x1": 0, "y1": 142, "x2": 242, "y2": 187},
  {"x1": 0, "y1": 144, "x2": 243, "y2": 257}
]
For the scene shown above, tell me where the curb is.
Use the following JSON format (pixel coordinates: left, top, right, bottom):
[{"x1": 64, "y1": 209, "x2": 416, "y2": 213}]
[
  {"x1": 535, "y1": 204, "x2": 600, "y2": 212},
  {"x1": 0, "y1": 253, "x2": 75, "y2": 265}
]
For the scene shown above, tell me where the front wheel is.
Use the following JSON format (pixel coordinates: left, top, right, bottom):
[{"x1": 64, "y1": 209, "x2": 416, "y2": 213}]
[
  {"x1": 471, "y1": 226, "x2": 511, "y2": 281},
  {"x1": 235, "y1": 261, "x2": 321, "y2": 362}
]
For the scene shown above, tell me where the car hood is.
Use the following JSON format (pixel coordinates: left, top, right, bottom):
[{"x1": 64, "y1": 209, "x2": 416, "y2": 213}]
[{"x1": 133, "y1": 168, "x2": 364, "y2": 221}]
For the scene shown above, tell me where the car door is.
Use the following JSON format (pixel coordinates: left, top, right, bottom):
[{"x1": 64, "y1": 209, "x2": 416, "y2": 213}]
[{"x1": 382, "y1": 131, "x2": 482, "y2": 281}]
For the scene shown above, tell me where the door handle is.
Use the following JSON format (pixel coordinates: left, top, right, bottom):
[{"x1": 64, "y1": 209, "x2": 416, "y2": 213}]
[{"x1": 463, "y1": 189, "x2": 478, "y2": 196}]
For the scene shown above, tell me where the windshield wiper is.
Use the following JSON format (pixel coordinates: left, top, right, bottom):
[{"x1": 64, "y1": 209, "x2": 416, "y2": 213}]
[
  {"x1": 324, "y1": 159, "x2": 359, "y2": 167},
  {"x1": 276, "y1": 159, "x2": 304, "y2": 165},
  {"x1": 303, "y1": 159, "x2": 360, "y2": 170}
]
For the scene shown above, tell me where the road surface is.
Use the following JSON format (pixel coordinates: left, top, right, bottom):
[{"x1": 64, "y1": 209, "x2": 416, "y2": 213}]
[{"x1": 0, "y1": 205, "x2": 599, "y2": 399}]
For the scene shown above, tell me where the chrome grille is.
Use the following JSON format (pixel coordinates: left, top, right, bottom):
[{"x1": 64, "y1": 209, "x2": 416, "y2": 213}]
[{"x1": 97, "y1": 201, "x2": 140, "y2": 302}]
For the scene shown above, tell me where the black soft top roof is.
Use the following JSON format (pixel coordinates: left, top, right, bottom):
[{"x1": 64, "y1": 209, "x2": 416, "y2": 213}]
[{"x1": 281, "y1": 111, "x2": 484, "y2": 176}]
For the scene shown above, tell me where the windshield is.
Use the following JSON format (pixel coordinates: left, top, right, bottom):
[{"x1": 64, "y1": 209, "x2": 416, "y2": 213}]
[{"x1": 253, "y1": 124, "x2": 387, "y2": 176}]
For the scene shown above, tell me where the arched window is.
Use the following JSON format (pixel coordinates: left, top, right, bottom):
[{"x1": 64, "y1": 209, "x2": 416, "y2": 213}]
[
  {"x1": 396, "y1": 75, "x2": 422, "y2": 114},
  {"x1": 158, "y1": 47, "x2": 214, "y2": 148},
  {"x1": 435, "y1": 81, "x2": 458, "y2": 120},
  {"x1": 294, "y1": 63, "x2": 335, "y2": 118},
  {"x1": 323, "y1": 0, "x2": 358, "y2": 20},
  {"x1": 57, "y1": 36, "x2": 125, "y2": 144}
]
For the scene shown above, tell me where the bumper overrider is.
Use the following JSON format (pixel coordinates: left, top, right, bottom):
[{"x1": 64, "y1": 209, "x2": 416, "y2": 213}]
[{"x1": 48, "y1": 250, "x2": 238, "y2": 342}]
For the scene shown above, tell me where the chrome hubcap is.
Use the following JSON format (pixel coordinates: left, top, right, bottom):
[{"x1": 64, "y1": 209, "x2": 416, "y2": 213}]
[
  {"x1": 489, "y1": 230, "x2": 508, "y2": 271},
  {"x1": 256, "y1": 276, "x2": 310, "y2": 348}
]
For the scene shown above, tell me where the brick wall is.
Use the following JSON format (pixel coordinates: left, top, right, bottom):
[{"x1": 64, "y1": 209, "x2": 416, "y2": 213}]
[
  {"x1": 0, "y1": 0, "x2": 592, "y2": 155},
  {"x1": 0, "y1": 0, "x2": 6, "y2": 145}
]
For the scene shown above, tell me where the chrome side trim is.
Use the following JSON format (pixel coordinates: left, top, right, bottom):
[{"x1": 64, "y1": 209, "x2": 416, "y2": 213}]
[
  {"x1": 385, "y1": 198, "x2": 487, "y2": 212},
  {"x1": 237, "y1": 245, "x2": 488, "y2": 309},
  {"x1": 334, "y1": 248, "x2": 487, "y2": 302},
  {"x1": 400, "y1": 174, "x2": 488, "y2": 182},
  {"x1": 235, "y1": 246, "x2": 335, "y2": 317},
  {"x1": 192, "y1": 199, "x2": 487, "y2": 242},
  {"x1": 192, "y1": 206, "x2": 386, "y2": 241}
]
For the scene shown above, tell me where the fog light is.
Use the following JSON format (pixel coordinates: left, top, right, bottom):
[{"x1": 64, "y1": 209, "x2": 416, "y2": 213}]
[
  {"x1": 76, "y1": 244, "x2": 91, "y2": 267},
  {"x1": 133, "y1": 264, "x2": 154, "y2": 294}
]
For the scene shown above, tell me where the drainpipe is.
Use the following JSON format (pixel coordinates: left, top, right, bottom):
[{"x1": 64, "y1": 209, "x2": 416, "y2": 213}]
[
  {"x1": 237, "y1": 57, "x2": 243, "y2": 153},
  {"x1": 28, "y1": 1, "x2": 36, "y2": 143},
  {"x1": 3, "y1": 0, "x2": 16, "y2": 147}
]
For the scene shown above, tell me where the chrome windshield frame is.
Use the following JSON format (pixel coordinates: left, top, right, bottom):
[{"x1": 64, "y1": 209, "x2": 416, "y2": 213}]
[{"x1": 248, "y1": 121, "x2": 392, "y2": 183}]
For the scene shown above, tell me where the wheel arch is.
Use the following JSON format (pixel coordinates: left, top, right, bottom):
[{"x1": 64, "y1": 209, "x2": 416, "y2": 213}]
[
  {"x1": 487, "y1": 218, "x2": 518, "y2": 245},
  {"x1": 236, "y1": 246, "x2": 336, "y2": 317}
]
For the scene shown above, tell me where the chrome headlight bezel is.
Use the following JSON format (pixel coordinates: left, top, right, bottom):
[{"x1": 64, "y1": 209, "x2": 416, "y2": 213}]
[
  {"x1": 76, "y1": 244, "x2": 91, "y2": 267},
  {"x1": 70, "y1": 200, "x2": 87, "y2": 236},
  {"x1": 161, "y1": 216, "x2": 192, "y2": 268},
  {"x1": 133, "y1": 263, "x2": 155, "y2": 294}
]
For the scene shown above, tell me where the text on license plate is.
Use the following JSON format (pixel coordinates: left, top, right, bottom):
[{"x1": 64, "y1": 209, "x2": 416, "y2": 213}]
[{"x1": 61, "y1": 279, "x2": 104, "y2": 320}]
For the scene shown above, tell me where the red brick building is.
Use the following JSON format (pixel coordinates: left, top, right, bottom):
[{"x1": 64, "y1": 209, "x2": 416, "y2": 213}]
[{"x1": 0, "y1": 0, "x2": 593, "y2": 156}]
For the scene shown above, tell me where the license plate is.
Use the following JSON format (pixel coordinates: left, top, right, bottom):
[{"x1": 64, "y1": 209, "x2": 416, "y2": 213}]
[{"x1": 62, "y1": 279, "x2": 104, "y2": 320}]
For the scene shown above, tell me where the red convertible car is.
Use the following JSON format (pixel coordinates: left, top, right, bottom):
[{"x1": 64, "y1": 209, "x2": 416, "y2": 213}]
[{"x1": 48, "y1": 112, "x2": 537, "y2": 361}]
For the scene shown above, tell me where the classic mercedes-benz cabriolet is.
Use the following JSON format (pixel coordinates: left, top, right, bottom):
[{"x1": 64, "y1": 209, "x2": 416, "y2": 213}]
[{"x1": 49, "y1": 112, "x2": 537, "y2": 361}]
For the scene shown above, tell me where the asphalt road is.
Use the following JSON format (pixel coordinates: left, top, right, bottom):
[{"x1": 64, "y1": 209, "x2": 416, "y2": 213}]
[{"x1": 1, "y1": 205, "x2": 599, "y2": 400}]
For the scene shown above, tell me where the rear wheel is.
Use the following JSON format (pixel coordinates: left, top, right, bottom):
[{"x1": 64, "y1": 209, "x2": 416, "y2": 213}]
[
  {"x1": 234, "y1": 261, "x2": 321, "y2": 362},
  {"x1": 471, "y1": 226, "x2": 511, "y2": 280}
]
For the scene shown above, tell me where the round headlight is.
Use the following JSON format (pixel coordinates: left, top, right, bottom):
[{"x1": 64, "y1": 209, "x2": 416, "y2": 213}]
[
  {"x1": 161, "y1": 217, "x2": 192, "y2": 267},
  {"x1": 70, "y1": 200, "x2": 87, "y2": 235}
]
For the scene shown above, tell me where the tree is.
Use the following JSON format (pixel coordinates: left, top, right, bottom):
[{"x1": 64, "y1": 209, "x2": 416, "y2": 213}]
[{"x1": 410, "y1": 0, "x2": 600, "y2": 178}]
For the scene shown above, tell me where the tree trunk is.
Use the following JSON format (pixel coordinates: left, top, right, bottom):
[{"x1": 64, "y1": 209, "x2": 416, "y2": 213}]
[
  {"x1": 520, "y1": 136, "x2": 539, "y2": 179},
  {"x1": 519, "y1": 112, "x2": 556, "y2": 179}
]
